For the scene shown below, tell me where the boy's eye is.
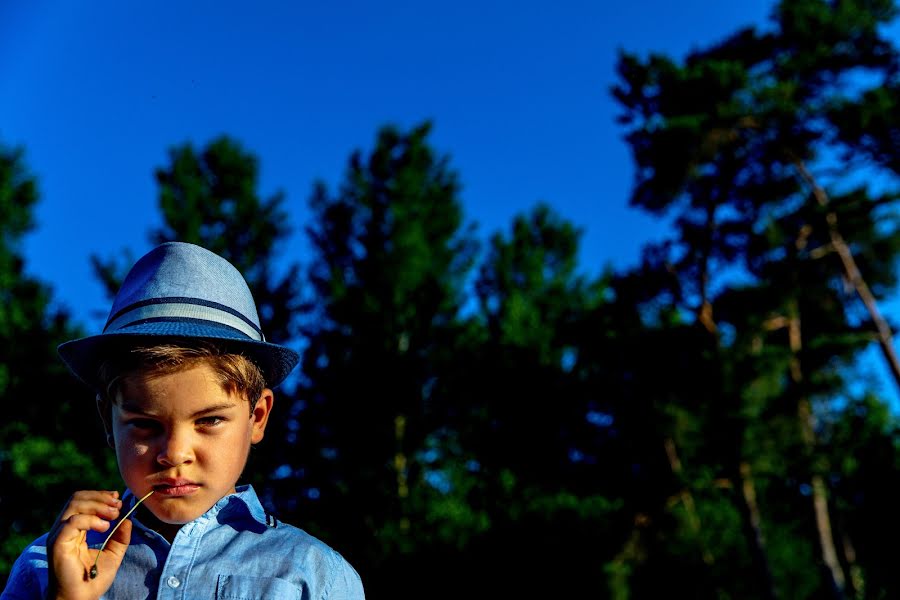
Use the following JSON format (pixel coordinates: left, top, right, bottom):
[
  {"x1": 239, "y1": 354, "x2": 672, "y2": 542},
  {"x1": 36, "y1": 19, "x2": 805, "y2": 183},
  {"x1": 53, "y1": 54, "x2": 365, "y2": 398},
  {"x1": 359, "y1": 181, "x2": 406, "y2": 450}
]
[
  {"x1": 196, "y1": 416, "x2": 225, "y2": 427},
  {"x1": 125, "y1": 418, "x2": 160, "y2": 430}
]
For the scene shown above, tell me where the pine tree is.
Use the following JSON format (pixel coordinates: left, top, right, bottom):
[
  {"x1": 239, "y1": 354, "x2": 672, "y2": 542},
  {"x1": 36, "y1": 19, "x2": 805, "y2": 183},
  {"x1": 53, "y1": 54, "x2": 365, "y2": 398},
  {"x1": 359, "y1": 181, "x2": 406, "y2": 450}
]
[
  {"x1": 0, "y1": 143, "x2": 116, "y2": 583},
  {"x1": 459, "y1": 204, "x2": 625, "y2": 596},
  {"x1": 292, "y1": 122, "x2": 478, "y2": 589},
  {"x1": 612, "y1": 0, "x2": 900, "y2": 596}
]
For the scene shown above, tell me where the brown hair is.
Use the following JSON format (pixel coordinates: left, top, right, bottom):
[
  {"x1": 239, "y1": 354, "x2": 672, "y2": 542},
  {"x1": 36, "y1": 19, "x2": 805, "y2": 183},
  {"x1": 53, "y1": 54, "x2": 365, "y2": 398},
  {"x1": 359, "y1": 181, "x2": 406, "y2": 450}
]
[{"x1": 98, "y1": 341, "x2": 266, "y2": 412}]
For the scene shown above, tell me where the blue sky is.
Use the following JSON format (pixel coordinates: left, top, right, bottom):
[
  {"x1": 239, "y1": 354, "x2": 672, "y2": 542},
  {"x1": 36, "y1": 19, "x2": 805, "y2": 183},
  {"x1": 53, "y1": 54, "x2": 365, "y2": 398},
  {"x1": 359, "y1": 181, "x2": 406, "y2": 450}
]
[
  {"x1": 6, "y1": 1, "x2": 900, "y2": 407},
  {"x1": 1, "y1": 1, "x2": 776, "y2": 328}
]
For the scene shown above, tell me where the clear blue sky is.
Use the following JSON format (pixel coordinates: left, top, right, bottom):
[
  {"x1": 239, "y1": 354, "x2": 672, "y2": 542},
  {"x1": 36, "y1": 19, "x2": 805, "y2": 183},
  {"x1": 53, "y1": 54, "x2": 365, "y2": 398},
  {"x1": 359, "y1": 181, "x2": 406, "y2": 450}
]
[{"x1": 1, "y1": 0, "x2": 776, "y2": 328}]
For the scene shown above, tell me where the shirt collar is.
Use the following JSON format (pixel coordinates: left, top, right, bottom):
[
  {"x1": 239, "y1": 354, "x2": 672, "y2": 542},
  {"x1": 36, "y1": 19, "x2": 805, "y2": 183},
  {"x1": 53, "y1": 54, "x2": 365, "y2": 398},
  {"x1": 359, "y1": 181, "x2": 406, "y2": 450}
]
[{"x1": 123, "y1": 484, "x2": 268, "y2": 533}]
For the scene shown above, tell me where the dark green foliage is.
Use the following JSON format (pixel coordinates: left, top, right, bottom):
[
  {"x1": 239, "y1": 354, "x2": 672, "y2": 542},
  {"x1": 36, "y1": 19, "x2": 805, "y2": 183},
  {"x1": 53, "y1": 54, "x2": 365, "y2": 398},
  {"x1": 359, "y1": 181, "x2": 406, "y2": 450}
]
[
  {"x1": 288, "y1": 122, "x2": 480, "y2": 577},
  {"x1": 469, "y1": 204, "x2": 599, "y2": 489},
  {"x1": 823, "y1": 394, "x2": 900, "y2": 595},
  {"x1": 442, "y1": 204, "x2": 627, "y2": 595},
  {"x1": 0, "y1": 143, "x2": 117, "y2": 583},
  {"x1": 612, "y1": 0, "x2": 900, "y2": 596}
]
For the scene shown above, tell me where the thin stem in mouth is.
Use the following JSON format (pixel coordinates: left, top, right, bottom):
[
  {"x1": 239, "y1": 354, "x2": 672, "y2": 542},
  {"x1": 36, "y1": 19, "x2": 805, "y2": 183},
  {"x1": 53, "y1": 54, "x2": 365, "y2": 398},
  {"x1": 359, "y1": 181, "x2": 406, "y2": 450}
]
[{"x1": 89, "y1": 489, "x2": 155, "y2": 579}]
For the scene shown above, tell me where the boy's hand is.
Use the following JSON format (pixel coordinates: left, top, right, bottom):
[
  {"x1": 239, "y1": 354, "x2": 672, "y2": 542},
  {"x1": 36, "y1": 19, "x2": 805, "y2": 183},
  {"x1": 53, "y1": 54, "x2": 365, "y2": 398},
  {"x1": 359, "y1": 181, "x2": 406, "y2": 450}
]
[{"x1": 46, "y1": 490, "x2": 131, "y2": 600}]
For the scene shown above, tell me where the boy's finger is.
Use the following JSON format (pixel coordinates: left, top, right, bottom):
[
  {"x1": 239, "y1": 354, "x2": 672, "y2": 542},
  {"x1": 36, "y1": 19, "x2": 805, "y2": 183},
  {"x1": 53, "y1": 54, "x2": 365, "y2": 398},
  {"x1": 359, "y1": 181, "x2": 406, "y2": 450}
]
[
  {"x1": 60, "y1": 500, "x2": 121, "y2": 523},
  {"x1": 53, "y1": 490, "x2": 121, "y2": 523},
  {"x1": 56, "y1": 514, "x2": 112, "y2": 542},
  {"x1": 70, "y1": 490, "x2": 120, "y2": 503},
  {"x1": 98, "y1": 517, "x2": 132, "y2": 565}
]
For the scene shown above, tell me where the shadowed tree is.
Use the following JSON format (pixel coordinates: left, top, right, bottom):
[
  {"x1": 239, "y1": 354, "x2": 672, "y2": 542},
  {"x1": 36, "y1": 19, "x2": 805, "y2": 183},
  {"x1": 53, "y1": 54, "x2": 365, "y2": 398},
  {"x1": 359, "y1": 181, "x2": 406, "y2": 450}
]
[
  {"x1": 470, "y1": 204, "x2": 598, "y2": 488},
  {"x1": 289, "y1": 122, "x2": 478, "y2": 592},
  {"x1": 613, "y1": 0, "x2": 900, "y2": 596},
  {"x1": 821, "y1": 393, "x2": 900, "y2": 595},
  {"x1": 576, "y1": 264, "x2": 776, "y2": 599},
  {"x1": 441, "y1": 204, "x2": 629, "y2": 597},
  {"x1": 0, "y1": 143, "x2": 116, "y2": 584}
]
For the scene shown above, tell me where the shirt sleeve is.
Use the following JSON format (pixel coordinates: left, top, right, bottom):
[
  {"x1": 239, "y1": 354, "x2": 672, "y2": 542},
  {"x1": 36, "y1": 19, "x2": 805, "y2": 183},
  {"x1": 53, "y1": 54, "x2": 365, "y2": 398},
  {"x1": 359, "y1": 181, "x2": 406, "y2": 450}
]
[
  {"x1": 0, "y1": 550, "x2": 42, "y2": 600},
  {"x1": 323, "y1": 550, "x2": 365, "y2": 600}
]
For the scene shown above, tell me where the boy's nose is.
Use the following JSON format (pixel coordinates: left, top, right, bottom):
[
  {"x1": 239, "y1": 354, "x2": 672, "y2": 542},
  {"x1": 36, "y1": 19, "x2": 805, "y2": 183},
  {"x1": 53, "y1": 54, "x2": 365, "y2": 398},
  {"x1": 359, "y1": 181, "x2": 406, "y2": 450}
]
[{"x1": 157, "y1": 431, "x2": 194, "y2": 467}]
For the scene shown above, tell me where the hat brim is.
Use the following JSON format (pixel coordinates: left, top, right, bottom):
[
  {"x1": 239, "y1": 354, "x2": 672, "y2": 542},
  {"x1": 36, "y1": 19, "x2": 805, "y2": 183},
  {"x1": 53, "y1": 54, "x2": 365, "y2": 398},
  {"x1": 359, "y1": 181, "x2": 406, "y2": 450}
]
[{"x1": 58, "y1": 320, "x2": 300, "y2": 393}]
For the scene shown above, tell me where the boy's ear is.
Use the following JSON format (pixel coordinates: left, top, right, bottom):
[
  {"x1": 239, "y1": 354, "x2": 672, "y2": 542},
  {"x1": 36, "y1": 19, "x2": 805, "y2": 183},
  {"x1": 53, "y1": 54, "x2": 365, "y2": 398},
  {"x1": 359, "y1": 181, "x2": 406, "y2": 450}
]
[
  {"x1": 250, "y1": 389, "x2": 274, "y2": 444},
  {"x1": 96, "y1": 393, "x2": 113, "y2": 438}
]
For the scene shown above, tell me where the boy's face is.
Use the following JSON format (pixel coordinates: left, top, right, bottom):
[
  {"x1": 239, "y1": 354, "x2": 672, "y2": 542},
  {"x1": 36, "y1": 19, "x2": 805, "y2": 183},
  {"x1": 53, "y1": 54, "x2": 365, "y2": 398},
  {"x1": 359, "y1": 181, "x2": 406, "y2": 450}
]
[{"x1": 108, "y1": 363, "x2": 272, "y2": 530}]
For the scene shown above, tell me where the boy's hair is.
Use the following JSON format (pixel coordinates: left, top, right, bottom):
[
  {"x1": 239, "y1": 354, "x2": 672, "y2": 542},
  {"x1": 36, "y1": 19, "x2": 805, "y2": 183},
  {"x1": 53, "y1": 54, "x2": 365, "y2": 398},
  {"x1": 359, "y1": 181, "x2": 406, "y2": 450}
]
[{"x1": 97, "y1": 341, "x2": 267, "y2": 412}]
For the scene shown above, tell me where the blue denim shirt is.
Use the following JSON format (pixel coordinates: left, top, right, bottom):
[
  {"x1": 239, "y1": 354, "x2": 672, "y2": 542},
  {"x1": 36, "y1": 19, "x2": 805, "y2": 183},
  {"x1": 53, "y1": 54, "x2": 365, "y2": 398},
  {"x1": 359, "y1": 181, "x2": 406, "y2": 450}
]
[{"x1": 1, "y1": 485, "x2": 365, "y2": 599}]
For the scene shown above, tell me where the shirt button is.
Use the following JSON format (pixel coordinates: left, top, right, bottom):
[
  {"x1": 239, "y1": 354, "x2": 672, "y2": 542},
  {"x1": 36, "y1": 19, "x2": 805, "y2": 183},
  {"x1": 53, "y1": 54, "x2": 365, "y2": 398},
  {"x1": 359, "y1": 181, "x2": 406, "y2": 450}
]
[{"x1": 166, "y1": 576, "x2": 181, "y2": 588}]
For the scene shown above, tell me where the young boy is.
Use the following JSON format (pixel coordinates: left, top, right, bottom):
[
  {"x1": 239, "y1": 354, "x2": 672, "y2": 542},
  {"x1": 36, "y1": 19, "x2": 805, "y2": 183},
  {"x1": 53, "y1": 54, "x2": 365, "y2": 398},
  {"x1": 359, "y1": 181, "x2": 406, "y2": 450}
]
[{"x1": 1, "y1": 242, "x2": 365, "y2": 599}]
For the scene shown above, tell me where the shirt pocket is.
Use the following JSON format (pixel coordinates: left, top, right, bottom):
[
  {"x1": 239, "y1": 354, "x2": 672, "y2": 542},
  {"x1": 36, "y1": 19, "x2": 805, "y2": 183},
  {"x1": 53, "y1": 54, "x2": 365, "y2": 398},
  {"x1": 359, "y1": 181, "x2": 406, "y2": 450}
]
[{"x1": 216, "y1": 574, "x2": 302, "y2": 600}]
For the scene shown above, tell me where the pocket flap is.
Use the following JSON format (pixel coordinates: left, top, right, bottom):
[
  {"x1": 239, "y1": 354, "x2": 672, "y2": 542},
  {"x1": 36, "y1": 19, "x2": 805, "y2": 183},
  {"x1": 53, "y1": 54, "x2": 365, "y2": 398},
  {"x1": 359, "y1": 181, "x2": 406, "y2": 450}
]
[{"x1": 216, "y1": 574, "x2": 301, "y2": 600}]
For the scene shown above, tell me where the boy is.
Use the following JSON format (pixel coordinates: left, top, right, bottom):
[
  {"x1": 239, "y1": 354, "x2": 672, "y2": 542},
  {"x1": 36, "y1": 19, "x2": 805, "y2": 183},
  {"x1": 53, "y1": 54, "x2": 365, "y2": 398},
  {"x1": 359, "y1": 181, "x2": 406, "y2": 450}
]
[{"x1": 1, "y1": 242, "x2": 365, "y2": 599}]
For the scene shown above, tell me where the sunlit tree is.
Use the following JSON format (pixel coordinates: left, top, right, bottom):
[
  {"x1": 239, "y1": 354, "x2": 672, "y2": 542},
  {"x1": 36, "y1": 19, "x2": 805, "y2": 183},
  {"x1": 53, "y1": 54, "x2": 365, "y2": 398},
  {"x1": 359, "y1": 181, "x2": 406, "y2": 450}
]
[{"x1": 613, "y1": 0, "x2": 900, "y2": 596}]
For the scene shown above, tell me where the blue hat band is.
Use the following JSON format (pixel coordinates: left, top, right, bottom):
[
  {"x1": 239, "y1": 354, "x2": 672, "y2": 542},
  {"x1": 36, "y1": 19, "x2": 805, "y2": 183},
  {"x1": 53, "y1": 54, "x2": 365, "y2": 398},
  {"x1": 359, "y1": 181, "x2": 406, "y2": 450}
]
[{"x1": 104, "y1": 298, "x2": 264, "y2": 341}]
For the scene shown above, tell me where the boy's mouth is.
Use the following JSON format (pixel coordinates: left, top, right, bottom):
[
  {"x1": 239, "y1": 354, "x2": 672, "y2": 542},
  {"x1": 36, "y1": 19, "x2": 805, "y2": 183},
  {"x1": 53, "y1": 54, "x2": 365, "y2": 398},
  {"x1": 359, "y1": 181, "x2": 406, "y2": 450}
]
[{"x1": 153, "y1": 478, "x2": 201, "y2": 497}]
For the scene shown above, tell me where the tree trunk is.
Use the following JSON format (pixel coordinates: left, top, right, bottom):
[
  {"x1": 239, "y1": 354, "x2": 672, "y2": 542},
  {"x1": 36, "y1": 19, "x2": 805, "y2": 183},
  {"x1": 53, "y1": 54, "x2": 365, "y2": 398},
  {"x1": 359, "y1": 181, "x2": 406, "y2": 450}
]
[
  {"x1": 736, "y1": 461, "x2": 778, "y2": 600},
  {"x1": 698, "y1": 259, "x2": 777, "y2": 597},
  {"x1": 608, "y1": 513, "x2": 651, "y2": 600},
  {"x1": 794, "y1": 160, "x2": 900, "y2": 394},
  {"x1": 838, "y1": 530, "x2": 864, "y2": 599},
  {"x1": 787, "y1": 310, "x2": 847, "y2": 598},
  {"x1": 394, "y1": 413, "x2": 410, "y2": 533},
  {"x1": 663, "y1": 437, "x2": 714, "y2": 566}
]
